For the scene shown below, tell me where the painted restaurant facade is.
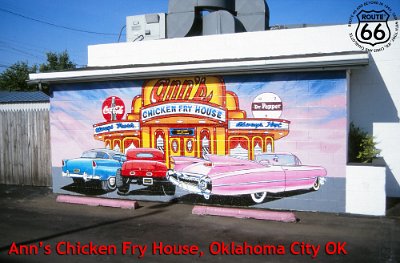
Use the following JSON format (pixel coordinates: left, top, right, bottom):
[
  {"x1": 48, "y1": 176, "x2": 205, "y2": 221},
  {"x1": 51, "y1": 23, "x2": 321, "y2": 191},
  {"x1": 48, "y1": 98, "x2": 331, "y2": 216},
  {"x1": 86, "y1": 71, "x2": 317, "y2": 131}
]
[{"x1": 93, "y1": 76, "x2": 290, "y2": 165}]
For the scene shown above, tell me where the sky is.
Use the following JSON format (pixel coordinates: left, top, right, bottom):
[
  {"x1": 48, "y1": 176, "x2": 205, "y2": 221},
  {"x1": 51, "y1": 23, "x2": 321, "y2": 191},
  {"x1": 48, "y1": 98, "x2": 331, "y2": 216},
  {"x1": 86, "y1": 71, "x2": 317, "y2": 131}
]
[{"x1": 0, "y1": 0, "x2": 399, "y2": 72}]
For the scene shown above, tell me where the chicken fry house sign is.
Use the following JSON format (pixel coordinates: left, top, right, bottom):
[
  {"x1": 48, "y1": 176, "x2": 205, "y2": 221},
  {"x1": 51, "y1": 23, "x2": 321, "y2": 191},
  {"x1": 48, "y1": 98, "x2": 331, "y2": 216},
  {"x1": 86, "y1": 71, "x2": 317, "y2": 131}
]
[
  {"x1": 93, "y1": 76, "x2": 290, "y2": 161},
  {"x1": 142, "y1": 77, "x2": 226, "y2": 122}
]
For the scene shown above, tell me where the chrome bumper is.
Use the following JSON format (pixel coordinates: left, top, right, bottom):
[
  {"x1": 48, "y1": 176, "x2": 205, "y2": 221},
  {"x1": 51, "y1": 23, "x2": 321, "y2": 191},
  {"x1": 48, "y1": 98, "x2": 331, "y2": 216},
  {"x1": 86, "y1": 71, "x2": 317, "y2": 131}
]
[
  {"x1": 62, "y1": 171, "x2": 100, "y2": 181},
  {"x1": 166, "y1": 170, "x2": 211, "y2": 199}
]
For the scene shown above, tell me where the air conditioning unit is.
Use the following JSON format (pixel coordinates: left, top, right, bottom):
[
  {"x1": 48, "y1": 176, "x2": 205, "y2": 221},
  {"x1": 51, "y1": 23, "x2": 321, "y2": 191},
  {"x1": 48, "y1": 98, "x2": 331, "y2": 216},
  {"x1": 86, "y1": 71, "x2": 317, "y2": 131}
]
[{"x1": 126, "y1": 13, "x2": 166, "y2": 42}]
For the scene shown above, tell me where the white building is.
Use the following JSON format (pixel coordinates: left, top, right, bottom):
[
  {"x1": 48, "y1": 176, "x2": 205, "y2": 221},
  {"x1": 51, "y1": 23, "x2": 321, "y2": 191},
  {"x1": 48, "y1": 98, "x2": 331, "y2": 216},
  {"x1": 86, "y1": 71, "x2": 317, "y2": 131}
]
[{"x1": 30, "y1": 22, "x2": 399, "y2": 215}]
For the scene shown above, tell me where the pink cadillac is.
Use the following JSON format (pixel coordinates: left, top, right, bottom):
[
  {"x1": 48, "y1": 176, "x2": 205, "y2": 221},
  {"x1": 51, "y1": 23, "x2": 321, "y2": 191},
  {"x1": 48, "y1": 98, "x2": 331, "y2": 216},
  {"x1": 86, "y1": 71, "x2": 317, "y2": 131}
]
[{"x1": 166, "y1": 153, "x2": 327, "y2": 203}]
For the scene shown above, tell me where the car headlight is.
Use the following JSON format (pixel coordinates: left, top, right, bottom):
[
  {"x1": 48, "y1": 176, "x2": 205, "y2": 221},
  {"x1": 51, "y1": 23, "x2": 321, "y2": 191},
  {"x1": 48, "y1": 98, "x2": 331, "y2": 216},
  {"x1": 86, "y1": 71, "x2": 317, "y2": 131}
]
[{"x1": 198, "y1": 176, "x2": 211, "y2": 192}]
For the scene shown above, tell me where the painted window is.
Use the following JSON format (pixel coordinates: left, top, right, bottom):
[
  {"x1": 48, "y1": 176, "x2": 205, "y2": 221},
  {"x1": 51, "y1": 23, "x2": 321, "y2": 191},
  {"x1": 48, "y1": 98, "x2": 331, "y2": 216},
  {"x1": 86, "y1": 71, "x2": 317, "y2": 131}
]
[
  {"x1": 229, "y1": 137, "x2": 249, "y2": 159},
  {"x1": 155, "y1": 130, "x2": 166, "y2": 153},
  {"x1": 200, "y1": 129, "x2": 210, "y2": 158}
]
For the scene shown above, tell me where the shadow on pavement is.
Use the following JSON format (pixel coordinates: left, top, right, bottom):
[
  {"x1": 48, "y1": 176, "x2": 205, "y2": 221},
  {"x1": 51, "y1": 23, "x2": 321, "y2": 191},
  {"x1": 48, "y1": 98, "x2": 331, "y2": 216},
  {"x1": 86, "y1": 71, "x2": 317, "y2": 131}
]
[
  {"x1": 61, "y1": 182, "x2": 107, "y2": 196},
  {"x1": 0, "y1": 202, "x2": 179, "y2": 253}
]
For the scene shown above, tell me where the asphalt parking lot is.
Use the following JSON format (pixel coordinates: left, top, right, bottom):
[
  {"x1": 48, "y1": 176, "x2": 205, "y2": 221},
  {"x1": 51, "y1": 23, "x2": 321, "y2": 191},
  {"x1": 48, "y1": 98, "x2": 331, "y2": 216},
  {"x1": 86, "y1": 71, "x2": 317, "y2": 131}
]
[{"x1": 0, "y1": 184, "x2": 399, "y2": 263}]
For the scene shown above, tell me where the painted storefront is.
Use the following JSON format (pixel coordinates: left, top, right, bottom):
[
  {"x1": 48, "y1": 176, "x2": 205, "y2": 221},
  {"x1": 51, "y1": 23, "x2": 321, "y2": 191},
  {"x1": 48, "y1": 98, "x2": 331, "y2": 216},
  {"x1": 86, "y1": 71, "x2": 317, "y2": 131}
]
[
  {"x1": 52, "y1": 71, "x2": 347, "y2": 212},
  {"x1": 93, "y1": 76, "x2": 289, "y2": 163}
]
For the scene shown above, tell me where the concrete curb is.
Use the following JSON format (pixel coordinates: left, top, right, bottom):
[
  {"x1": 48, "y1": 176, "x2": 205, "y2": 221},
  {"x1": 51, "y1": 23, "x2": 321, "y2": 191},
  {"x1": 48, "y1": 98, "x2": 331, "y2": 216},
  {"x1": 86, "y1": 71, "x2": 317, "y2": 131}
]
[
  {"x1": 56, "y1": 195, "x2": 138, "y2": 209},
  {"x1": 192, "y1": 205, "x2": 297, "y2": 223}
]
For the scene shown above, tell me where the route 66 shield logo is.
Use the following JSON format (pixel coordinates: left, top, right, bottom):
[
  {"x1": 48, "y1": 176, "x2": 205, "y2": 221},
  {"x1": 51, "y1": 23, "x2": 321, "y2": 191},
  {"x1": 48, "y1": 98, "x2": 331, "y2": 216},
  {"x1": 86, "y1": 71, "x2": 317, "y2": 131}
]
[{"x1": 356, "y1": 10, "x2": 391, "y2": 46}]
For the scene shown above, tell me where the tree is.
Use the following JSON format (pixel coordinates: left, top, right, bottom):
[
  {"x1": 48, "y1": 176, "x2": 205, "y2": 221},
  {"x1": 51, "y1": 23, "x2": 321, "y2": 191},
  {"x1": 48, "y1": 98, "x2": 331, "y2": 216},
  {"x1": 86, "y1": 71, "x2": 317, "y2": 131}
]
[
  {"x1": 39, "y1": 51, "x2": 76, "y2": 72},
  {"x1": 0, "y1": 51, "x2": 76, "y2": 92},
  {"x1": 0, "y1": 62, "x2": 37, "y2": 91}
]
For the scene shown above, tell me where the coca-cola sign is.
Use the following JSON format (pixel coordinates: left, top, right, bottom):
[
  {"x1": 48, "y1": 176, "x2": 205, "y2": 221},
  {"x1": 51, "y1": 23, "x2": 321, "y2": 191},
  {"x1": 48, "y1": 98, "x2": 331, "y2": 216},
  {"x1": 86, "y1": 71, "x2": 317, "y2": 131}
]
[{"x1": 102, "y1": 96, "x2": 125, "y2": 121}]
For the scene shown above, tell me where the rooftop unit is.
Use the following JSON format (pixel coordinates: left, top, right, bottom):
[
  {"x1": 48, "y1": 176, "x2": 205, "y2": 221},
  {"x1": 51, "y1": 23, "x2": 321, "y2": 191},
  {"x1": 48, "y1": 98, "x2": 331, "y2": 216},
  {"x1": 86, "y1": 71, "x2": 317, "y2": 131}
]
[
  {"x1": 126, "y1": 13, "x2": 166, "y2": 42},
  {"x1": 125, "y1": 0, "x2": 269, "y2": 42}
]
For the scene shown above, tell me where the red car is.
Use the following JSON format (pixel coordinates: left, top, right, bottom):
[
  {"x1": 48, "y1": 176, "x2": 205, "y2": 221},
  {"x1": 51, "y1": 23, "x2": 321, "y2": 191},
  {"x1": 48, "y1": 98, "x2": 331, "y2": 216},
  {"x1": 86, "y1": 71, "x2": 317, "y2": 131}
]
[{"x1": 116, "y1": 148, "x2": 170, "y2": 194}]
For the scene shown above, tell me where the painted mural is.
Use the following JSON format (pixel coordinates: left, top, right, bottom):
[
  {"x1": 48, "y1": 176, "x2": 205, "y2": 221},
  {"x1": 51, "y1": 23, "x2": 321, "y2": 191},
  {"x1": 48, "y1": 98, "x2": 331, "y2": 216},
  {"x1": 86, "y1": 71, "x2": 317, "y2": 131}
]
[{"x1": 51, "y1": 72, "x2": 347, "y2": 212}]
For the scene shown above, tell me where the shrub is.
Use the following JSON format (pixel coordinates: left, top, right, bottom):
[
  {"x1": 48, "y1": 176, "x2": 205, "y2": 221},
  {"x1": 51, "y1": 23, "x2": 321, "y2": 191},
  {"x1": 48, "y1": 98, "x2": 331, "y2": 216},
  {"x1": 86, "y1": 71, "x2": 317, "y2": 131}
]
[{"x1": 348, "y1": 123, "x2": 381, "y2": 163}]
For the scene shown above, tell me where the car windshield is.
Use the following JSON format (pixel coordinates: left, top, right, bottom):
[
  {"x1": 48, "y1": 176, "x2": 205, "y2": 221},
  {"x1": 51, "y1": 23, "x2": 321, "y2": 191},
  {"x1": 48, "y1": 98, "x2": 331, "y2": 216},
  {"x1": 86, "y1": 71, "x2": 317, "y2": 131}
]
[
  {"x1": 136, "y1": 153, "x2": 154, "y2": 158},
  {"x1": 81, "y1": 151, "x2": 109, "y2": 159},
  {"x1": 255, "y1": 154, "x2": 298, "y2": 166},
  {"x1": 113, "y1": 154, "x2": 126, "y2": 162}
]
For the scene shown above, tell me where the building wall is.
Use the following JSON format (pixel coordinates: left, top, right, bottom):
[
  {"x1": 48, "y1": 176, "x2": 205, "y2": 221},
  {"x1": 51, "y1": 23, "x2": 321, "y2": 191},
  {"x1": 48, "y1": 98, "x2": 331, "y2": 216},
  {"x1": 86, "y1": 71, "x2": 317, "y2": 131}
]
[
  {"x1": 88, "y1": 24, "x2": 360, "y2": 67},
  {"x1": 28, "y1": 21, "x2": 397, "y2": 215},
  {"x1": 350, "y1": 29, "x2": 400, "y2": 197},
  {"x1": 87, "y1": 22, "x2": 400, "y2": 198}
]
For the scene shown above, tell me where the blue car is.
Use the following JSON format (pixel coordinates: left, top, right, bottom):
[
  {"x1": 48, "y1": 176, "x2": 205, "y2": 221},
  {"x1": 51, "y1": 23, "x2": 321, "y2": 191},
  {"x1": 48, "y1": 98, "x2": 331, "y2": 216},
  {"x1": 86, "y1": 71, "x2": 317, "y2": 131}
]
[{"x1": 62, "y1": 149, "x2": 126, "y2": 192}]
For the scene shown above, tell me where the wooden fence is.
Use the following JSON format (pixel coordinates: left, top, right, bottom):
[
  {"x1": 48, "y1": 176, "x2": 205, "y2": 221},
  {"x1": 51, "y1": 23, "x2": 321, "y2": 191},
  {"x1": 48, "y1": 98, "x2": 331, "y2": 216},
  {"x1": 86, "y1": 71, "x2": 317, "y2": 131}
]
[{"x1": 0, "y1": 106, "x2": 51, "y2": 186}]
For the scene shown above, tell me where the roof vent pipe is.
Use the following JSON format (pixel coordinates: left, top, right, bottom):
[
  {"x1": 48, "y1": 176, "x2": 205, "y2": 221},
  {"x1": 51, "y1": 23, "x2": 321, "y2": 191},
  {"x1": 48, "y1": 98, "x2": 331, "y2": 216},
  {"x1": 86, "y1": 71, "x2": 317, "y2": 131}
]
[{"x1": 167, "y1": 0, "x2": 269, "y2": 38}]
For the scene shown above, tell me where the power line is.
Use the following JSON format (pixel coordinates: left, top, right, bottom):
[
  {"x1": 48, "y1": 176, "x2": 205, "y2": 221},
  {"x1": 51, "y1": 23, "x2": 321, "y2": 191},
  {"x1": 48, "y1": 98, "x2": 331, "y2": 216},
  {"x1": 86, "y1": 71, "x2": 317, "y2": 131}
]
[
  {"x1": 0, "y1": 7, "x2": 121, "y2": 36},
  {"x1": 0, "y1": 37, "x2": 89, "y2": 63},
  {"x1": 0, "y1": 39, "x2": 47, "y2": 55},
  {"x1": 0, "y1": 41, "x2": 46, "y2": 59},
  {"x1": 0, "y1": 45, "x2": 45, "y2": 60},
  {"x1": 0, "y1": 36, "x2": 58, "y2": 53},
  {"x1": 118, "y1": 25, "x2": 126, "y2": 42},
  {"x1": 0, "y1": 43, "x2": 88, "y2": 68}
]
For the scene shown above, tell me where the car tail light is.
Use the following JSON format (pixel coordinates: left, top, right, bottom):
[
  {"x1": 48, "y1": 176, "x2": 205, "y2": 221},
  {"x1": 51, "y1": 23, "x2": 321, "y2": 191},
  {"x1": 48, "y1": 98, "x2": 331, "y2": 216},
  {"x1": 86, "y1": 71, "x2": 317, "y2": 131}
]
[
  {"x1": 92, "y1": 161, "x2": 97, "y2": 168},
  {"x1": 62, "y1": 160, "x2": 65, "y2": 166},
  {"x1": 203, "y1": 162, "x2": 212, "y2": 167}
]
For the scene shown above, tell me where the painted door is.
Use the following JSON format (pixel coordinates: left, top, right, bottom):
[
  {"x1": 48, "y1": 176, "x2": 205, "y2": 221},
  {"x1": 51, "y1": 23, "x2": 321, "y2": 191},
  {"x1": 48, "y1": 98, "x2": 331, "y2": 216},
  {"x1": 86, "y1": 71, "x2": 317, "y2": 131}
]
[
  {"x1": 169, "y1": 137, "x2": 196, "y2": 157},
  {"x1": 184, "y1": 138, "x2": 196, "y2": 157},
  {"x1": 169, "y1": 138, "x2": 182, "y2": 157}
]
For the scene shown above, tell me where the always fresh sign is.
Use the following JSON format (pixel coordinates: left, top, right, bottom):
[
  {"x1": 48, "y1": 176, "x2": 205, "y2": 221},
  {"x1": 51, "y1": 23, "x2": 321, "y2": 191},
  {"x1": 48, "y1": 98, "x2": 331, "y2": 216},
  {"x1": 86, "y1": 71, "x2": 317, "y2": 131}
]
[{"x1": 94, "y1": 122, "x2": 140, "y2": 135}]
